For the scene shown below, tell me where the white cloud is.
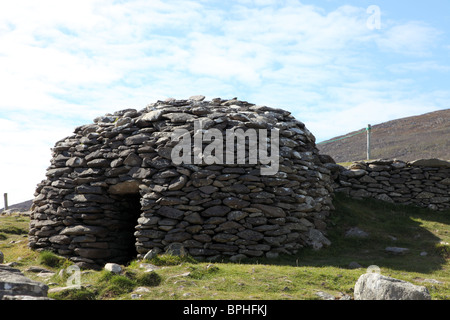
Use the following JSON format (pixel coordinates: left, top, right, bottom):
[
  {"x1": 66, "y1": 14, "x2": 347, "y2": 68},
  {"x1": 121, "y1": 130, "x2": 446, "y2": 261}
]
[
  {"x1": 0, "y1": 114, "x2": 76, "y2": 205},
  {"x1": 304, "y1": 86, "x2": 450, "y2": 143},
  {"x1": 388, "y1": 60, "x2": 450, "y2": 73},
  {"x1": 375, "y1": 21, "x2": 441, "y2": 56},
  {"x1": 0, "y1": 0, "x2": 448, "y2": 204}
]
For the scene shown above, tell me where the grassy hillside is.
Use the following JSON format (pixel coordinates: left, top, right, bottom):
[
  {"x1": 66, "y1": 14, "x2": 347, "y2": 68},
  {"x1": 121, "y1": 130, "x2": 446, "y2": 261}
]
[
  {"x1": 1, "y1": 193, "x2": 449, "y2": 300},
  {"x1": 317, "y1": 109, "x2": 450, "y2": 163},
  {"x1": 0, "y1": 199, "x2": 32, "y2": 212}
]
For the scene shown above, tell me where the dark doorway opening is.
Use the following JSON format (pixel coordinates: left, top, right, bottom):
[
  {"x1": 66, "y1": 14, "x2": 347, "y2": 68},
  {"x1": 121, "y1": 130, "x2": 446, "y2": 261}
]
[{"x1": 111, "y1": 193, "x2": 142, "y2": 264}]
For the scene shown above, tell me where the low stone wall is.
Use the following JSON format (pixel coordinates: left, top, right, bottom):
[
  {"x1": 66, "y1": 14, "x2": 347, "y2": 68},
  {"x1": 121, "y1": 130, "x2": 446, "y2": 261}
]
[{"x1": 326, "y1": 158, "x2": 450, "y2": 211}]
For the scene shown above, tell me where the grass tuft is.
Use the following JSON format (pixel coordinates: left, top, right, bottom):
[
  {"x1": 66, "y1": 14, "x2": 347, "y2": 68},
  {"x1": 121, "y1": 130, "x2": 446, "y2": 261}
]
[
  {"x1": 188, "y1": 264, "x2": 220, "y2": 280},
  {"x1": 136, "y1": 271, "x2": 162, "y2": 287},
  {"x1": 146, "y1": 253, "x2": 198, "y2": 266},
  {"x1": 48, "y1": 287, "x2": 97, "y2": 300},
  {"x1": 38, "y1": 250, "x2": 69, "y2": 268}
]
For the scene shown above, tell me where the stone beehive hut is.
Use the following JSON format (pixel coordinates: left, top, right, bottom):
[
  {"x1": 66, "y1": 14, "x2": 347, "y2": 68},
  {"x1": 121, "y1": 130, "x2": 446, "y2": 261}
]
[{"x1": 29, "y1": 96, "x2": 334, "y2": 269}]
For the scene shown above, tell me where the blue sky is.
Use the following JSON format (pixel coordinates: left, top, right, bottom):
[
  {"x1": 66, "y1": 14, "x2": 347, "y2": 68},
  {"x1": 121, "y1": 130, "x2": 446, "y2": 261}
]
[{"x1": 1, "y1": 0, "x2": 449, "y2": 204}]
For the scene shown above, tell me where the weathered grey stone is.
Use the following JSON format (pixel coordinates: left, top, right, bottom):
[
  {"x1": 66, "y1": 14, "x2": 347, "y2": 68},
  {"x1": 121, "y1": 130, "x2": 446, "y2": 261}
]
[
  {"x1": 307, "y1": 229, "x2": 331, "y2": 250},
  {"x1": 66, "y1": 157, "x2": 87, "y2": 168},
  {"x1": 61, "y1": 225, "x2": 108, "y2": 237},
  {"x1": 335, "y1": 157, "x2": 450, "y2": 211},
  {"x1": 237, "y1": 230, "x2": 264, "y2": 241},
  {"x1": 162, "y1": 112, "x2": 197, "y2": 123},
  {"x1": 104, "y1": 263, "x2": 122, "y2": 274},
  {"x1": 124, "y1": 153, "x2": 142, "y2": 166},
  {"x1": 26, "y1": 266, "x2": 53, "y2": 274},
  {"x1": 2, "y1": 294, "x2": 52, "y2": 300},
  {"x1": 125, "y1": 134, "x2": 150, "y2": 145},
  {"x1": 315, "y1": 291, "x2": 336, "y2": 300},
  {"x1": 227, "y1": 210, "x2": 248, "y2": 221},
  {"x1": 157, "y1": 206, "x2": 184, "y2": 220},
  {"x1": 415, "y1": 191, "x2": 434, "y2": 199},
  {"x1": 87, "y1": 159, "x2": 110, "y2": 168},
  {"x1": 348, "y1": 261, "x2": 362, "y2": 269},
  {"x1": 345, "y1": 227, "x2": 369, "y2": 238},
  {"x1": 223, "y1": 197, "x2": 251, "y2": 209},
  {"x1": 215, "y1": 220, "x2": 242, "y2": 232},
  {"x1": 189, "y1": 95, "x2": 206, "y2": 101},
  {"x1": 70, "y1": 194, "x2": 113, "y2": 203},
  {"x1": 350, "y1": 189, "x2": 371, "y2": 198},
  {"x1": 165, "y1": 243, "x2": 187, "y2": 256},
  {"x1": 203, "y1": 206, "x2": 231, "y2": 217},
  {"x1": 141, "y1": 110, "x2": 165, "y2": 122},
  {"x1": 213, "y1": 233, "x2": 239, "y2": 243},
  {"x1": 184, "y1": 212, "x2": 203, "y2": 224},
  {"x1": 74, "y1": 248, "x2": 111, "y2": 259},
  {"x1": 0, "y1": 265, "x2": 49, "y2": 300},
  {"x1": 130, "y1": 168, "x2": 153, "y2": 179},
  {"x1": 341, "y1": 169, "x2": 367, "y2": 178},
  {"x1": 385, "y1": 247, "x2": 409, "y2": 255},
  {"x1": 430, "y1": 196, "x2": 450, "y2": 204},
  {"x1": 143, "y1": 248, "x2": 161, "y2": 260},
  {"x1": 168, "y1": 175, "x2": 187, "y2": 191},
  {"x1": 375, "y1": 193, "x2": 394, "y2": 203},
  {"x1": 359, "y1": 175, "x2": 377, "y2": 183},
  {"x1": 251, "y1": 204, "x2": 286, "y2": 218},
  {"x1": 108, "y1": 180, "x2": 140, "y2": 194},
  {"x1": 409, "y1": 158, "x2": 450, "y2": 168},
  {"x1": 354, "y1": 273, "x2": 431, "y2": 300},
  {"x1": 49, "y1": 235, "x2": 71, "y2": 245}
]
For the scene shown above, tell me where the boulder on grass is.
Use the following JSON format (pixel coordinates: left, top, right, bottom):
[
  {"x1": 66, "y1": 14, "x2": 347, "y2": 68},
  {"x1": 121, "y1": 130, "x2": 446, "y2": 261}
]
[{"x1": 354, "y1": 273, "x2": 431, "y2": 300}]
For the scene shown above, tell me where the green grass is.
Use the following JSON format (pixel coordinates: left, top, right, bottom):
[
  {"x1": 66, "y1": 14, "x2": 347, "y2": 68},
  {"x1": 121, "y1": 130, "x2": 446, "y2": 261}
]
[
  {"x1": 1, "y1": 196, "x2": 449, "y2": 300},
  {"x1": 38, "y1": 250, "x2": 70, "y2": 268},
  {"x1": 49, "y1": 287, "x2": 97, "y2": 300},
  {"x1": 146, "y1": 253, "x2": 198, "y2": 266}
]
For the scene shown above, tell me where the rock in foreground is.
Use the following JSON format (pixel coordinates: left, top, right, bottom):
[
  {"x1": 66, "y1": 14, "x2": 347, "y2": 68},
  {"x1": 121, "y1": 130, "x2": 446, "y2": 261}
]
[
  {"x1": 0, "y1": 265, "x2": 50, "y2": 300},
  {"x1": 354, "y1": 273, "x2": 431, "y2": 300}
]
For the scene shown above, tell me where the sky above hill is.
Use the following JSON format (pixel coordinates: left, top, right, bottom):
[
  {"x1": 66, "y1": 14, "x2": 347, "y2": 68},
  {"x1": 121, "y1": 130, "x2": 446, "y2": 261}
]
[{"x1": 1, "y1": 0, "x2": 449, "y2": 204}]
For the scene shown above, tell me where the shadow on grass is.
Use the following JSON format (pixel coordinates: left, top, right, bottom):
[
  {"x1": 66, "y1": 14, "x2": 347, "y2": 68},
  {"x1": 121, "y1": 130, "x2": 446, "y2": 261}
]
[{"x1": 241, "y1": 193, "x2": 450, "y2": 274}]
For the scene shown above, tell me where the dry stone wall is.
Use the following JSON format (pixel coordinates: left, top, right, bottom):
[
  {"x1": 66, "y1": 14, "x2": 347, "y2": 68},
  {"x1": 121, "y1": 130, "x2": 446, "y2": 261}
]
[
  {"x1": 327, "y1": 158, "x2": 450, "y2": 211},
  {"x1": 29, "y1": 96, "x2": 334, "y2": 268}
]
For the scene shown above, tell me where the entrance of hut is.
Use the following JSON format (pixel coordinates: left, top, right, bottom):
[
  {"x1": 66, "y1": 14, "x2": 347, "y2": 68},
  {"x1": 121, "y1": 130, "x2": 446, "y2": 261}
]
[{"x1": 113, "y1": 193, "x2": 142, "y2": 264}]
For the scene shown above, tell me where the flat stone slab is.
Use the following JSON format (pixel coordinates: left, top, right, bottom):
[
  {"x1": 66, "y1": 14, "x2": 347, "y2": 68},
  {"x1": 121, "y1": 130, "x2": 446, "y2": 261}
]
[
  {"x1": 385, "y1": 247, "x2": 410, "y2": 254},
  {"x1": 2, "y1": 295, "x2": 52, "y2": 300},
  {"x1": 409, "y1": 158, "x2": 450, "y2": 167},
  {"x1": 345, "y1": 227, "x2": 369, "y2": 238},
  {"x1": 0, "y1": 265, "x2": 49, "y2": 300}
]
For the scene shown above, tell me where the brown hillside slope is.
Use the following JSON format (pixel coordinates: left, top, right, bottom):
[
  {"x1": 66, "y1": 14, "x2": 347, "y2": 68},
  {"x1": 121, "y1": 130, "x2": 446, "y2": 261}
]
[{"x1": 317, "y1": 109, "x2": 450, "y2": 163}]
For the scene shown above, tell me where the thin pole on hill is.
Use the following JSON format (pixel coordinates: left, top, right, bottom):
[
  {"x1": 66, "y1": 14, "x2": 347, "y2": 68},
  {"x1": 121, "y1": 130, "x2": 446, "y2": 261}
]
[
  {"x1": 3, "y1": 193, "x2": 8, "y2": 211},
  {"x1": 366, "y1": 124, "x2": 372, "y2": 160}
]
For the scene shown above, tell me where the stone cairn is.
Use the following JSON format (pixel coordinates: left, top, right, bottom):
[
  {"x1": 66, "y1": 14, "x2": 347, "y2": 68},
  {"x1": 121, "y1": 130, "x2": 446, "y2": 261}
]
[
  {"x1": 328, "y1": 158, "x2": 450, "y2": 211},
  {"x1": 29, "y1": 96, "x2": 334, "y2": 269}
]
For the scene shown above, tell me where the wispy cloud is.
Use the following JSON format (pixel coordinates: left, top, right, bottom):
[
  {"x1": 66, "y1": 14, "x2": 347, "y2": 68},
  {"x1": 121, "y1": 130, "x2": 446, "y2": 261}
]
[
  {"x1": 375, "y1": 21, "x2": 441, "y2": 56},
  {"x1": 0, "y1": 0, "x2": 449, "y2": 203},
  {"x1": 388, "y1": 60, "x2": 450, "y2": 73}
]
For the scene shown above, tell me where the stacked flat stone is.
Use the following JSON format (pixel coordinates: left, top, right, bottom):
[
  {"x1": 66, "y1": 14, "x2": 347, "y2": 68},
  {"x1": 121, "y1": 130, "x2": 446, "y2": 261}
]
[
  {"x1": 332, "y1": 159, "x2": 450, "y2": 211},
  {"x1": 29, "y1": 96, "x2": 334, "y2": 269}
]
